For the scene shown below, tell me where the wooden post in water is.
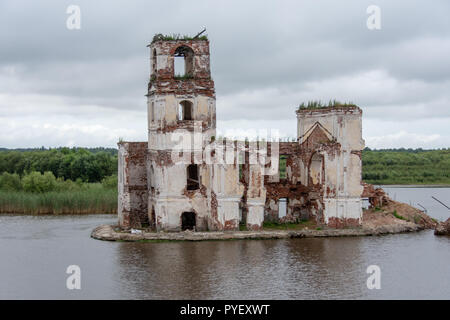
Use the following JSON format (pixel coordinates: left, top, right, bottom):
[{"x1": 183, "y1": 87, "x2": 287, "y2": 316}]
[{"x1": 431, "y1": 196, "x2": 450, "y2": 210}]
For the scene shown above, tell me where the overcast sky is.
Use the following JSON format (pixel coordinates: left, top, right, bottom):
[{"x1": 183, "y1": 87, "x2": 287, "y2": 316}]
[{"x1": 1, "y1": 0, "x2": 449, "y2": 149}]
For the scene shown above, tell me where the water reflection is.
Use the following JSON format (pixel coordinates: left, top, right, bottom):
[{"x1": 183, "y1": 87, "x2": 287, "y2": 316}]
[
  {"x1": 0, "y1": 188, "x2": 449, "y2": 299},
  {"x1": 114, "y1": 238, "x2": 370, "y2": 299}
]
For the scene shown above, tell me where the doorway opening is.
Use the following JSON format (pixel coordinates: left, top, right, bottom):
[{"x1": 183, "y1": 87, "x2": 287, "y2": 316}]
[{"x1": 181, "y1": 212, "x2": 196, "y2": 230}]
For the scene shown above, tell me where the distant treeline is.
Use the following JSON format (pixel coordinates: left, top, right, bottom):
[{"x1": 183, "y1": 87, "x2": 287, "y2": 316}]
[
  {"x1": 0, "y1": 147, "x2": 118, "y2": 214},
  {"x1": 0, "y1": 147, "x2": 449, "y2": 185},
  {"x1": 0, "y1": 147, "x2": 118, "y2": 183},
  {"x1": 0, "y1": 171, "x2": 117, "y2": 214},
  {"x1": 362, "y1": 148, "x2": 450, "y2": 185}
]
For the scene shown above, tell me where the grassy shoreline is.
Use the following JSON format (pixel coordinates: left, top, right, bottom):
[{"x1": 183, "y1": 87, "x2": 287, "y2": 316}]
[
  {"x1": 0, "y1": 188, "x2": 117, "y2": 215},
  {"x1": 0, "y1": 148, "x2": 448, "y2": 215},
  {"x1": 1, "y1": 183, "x2": 449, "y2": 215}
]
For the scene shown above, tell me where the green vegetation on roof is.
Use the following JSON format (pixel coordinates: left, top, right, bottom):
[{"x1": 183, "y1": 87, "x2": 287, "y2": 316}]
[
  {"x1": 298, "y1": 100, "x2": 357, "y2": 111},
  {"x1": 152, "y1": 33, "x2": 208, "y2": 43},
  {"x1": 174, "y1": 74, "x2": 194, "y2": 80}
]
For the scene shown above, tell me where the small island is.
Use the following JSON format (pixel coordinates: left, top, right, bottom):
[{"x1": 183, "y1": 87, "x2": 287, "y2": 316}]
[
  {"x1": 92, "y1": 185, "x2": 438, "y2": 242},
  {"x1": 91, "y1": 34, "x2": 443, "y2": 241}
]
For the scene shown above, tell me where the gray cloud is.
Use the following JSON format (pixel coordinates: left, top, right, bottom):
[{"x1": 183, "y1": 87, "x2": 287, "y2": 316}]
[{"x1": 0, "y1": 0, "x2": 449, "y2": 148}]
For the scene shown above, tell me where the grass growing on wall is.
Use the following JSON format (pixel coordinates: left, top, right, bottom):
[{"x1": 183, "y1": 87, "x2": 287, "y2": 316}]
[
  {"x1": 298, "y1": 100, "x2": 357, "y2": 110},
  {"x1": 151, "y1": 33, "x2": 208, "y2": 43}
]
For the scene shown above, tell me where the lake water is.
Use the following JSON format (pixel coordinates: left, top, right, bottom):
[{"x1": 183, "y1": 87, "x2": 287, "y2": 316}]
[{"x1": 0, "y1": 187, "x2": 449, "y2": 300}]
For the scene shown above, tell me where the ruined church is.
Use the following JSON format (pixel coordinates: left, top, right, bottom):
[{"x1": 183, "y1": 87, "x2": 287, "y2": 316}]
[{"x1": 117, "y1": 35, "x2": 365, "y2": 231}]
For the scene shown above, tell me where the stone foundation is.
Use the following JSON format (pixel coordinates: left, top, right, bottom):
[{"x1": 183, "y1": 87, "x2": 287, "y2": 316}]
[{"x1": 92, "y1": 223, "x2": 424, "y2": 242}]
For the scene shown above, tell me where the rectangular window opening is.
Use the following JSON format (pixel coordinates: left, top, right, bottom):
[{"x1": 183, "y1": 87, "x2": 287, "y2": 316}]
[
  {"x1": 278, "y1": 198, "x2": 287, "y2": 218},
  {"x1": 187, "y1": 164, "x2": 200, "y2": 190},
  {"x1": 279, "y1": 155, "x2": 288, "y2": 179}
]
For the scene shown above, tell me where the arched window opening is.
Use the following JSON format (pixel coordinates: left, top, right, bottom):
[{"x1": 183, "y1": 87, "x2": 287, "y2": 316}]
[
  {"x1": 151, "y1": 208, "x2": 156, "y2": 227},
  {"x1": 187, "y1": 164, "x2": 199, "y2": 190},
  {"x1": 178, "y1": 100, "x2": 193, "y2": 120},
  {"x1": 151, "y1": 48, "x2": 157, "y2": 75},
  {"x1": 309, "y1": 153, "x2": 324, "y2": 186},
  {"x1": 151, "y1": 101, "x2": 155, "y2": 122},
  {"x1": 150, "y1": 165, "x2": 155, "y2": 188},
  {"x1": 174, "y1": 46, "x2": 194, "y2": 77}
]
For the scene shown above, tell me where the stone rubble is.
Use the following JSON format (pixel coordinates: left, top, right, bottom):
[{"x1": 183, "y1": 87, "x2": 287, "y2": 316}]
[{"x1": 435, "y1": 218, "x2": 450, "y2": 235}]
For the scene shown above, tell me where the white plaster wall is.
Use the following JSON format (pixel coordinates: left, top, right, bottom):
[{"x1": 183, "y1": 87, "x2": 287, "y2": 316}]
[
  {"x1": 156, "y1": 54, "x2": 169, "y2": 71},
  {"x1": 323, "y1": 198, "x2": 363, "y2": 224},
  {"x1": 348, "y1": 153, "x2": 364, "y2": 197},
  {"x1": 217, "y1": 199, "x2": 240, "y2": 226},
  {"x1": 154, "y1": 195, "x2": 210, "y2": 231},
  {"x1": 297, "y1": 110, "x2": 364, "y2": 151},
  {"x1": 148, "y1": 95, "x2": 215, "y2": 126},
  {"x1": 211, "y1": 164, "x2": 243, "y2": 197},
  {"x1": 118, "y1": 190, "x2": 130, "y2": 227},
  {"x1": 153, "y1": 164, "x2": 188, "y2": 196},
  {"x1": 323, "y1": 152, "x2": 338, "y2": 197},
  {"x1": 297, "y1": 108, "x2": 364, "y2": 225},
  {"x1": 147, "y1": 95, "x2": 216, "y2": 153},
  {"x1": 118, "y1": 145, "x2": 129, "y2": 227},
  {"x1": 247, "y1": 202, "x2": 265, "y2": 227}
]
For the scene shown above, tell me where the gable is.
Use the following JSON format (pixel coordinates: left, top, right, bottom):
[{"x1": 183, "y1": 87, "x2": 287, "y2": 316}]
[{"x1": 299, "y1": 122, "x2": 335, "y2": 149}]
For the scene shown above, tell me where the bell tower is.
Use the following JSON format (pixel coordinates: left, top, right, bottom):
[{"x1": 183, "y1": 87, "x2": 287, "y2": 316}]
[{"x1": 146, "y1": 35, "x2": 218, "y2": 231}]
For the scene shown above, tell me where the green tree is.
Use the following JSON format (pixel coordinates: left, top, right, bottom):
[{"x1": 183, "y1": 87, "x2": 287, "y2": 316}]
[
  {"x1": 22, "y1": 171, "x2": 57, "y2": 193},
  {"x1": 0, "y1": 172, "x2": 22, "y2": 191},
  {"x1": 101, "y1": 175, "x2": 118, "y2": 189}
]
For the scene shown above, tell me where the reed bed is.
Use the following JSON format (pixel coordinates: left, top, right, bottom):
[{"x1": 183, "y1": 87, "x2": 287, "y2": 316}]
[{"x1": 0, "y1": 184, "x2": 117, "y2": 215}]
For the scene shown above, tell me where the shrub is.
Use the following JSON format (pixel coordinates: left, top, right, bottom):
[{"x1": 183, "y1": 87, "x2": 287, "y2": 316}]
[
  {"x1": 22, "y1": 171, "x2": 57, "y2": 193},
  {"x1": 55, "y1": 177, "x2": 79, "y2": 192},
  {"x1": 0, "y1": 172, "x2": 22, "y2": 191},
  {"x1": 101, "y1": 175, "x2": 118, "y2": 189}
]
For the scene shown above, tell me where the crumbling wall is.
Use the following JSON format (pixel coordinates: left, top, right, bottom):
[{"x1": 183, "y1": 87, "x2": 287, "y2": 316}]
[
  {"x1": 243, "y1": 142, "x2": 266, "y2": 230},
  {"x1": 260, "y1": 107, "x2": 365, "y2": 228},
  {"x1": 150, "y1": 39, "x2": 211, "y2": 80},
  {"x1": 296, "y1": 106, "x2": 365, "y2": 228},
  {"x1": 147, "y1": 147, "x2": 212, "y2": 232},
  {"x1": 264, "y1": 142, "x2": 312, "y2": 223},
  {"x1": 147, "y1": 39, "x2": 218, "y2": 232},
  {"x1": 148, "y1": 39, "x2": 215, "y2": 98},
  {"x1": 362, "y1": 183, "x2": 389, "y2": 208},
  {"x1": 208, "y1": 140, "x2": 244, "y2": 231},
  {"x1": 117, "y1": 36, "x2": 367, "y2": 232},
  {"x1": 118, "y1": 142, "x2": 149, "y2": 229}
]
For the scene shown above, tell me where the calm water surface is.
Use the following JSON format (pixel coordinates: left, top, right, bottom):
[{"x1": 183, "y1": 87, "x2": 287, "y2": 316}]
[{"x1": 0, "y1": 187, "x2": 449, "y2": 299}]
